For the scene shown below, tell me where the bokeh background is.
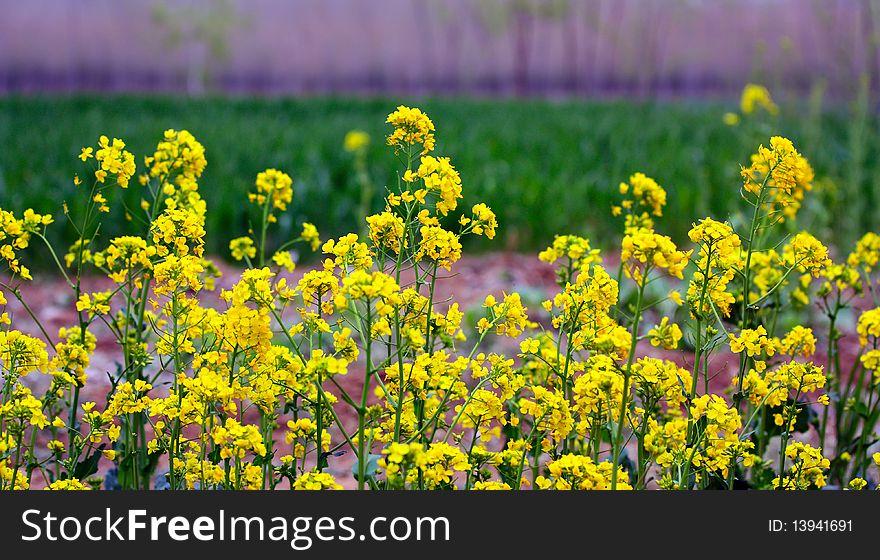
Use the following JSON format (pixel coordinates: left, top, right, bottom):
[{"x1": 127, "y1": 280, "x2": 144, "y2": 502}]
[{"x1": 1, "y1": 0, "x2": 878, "y2": 258}]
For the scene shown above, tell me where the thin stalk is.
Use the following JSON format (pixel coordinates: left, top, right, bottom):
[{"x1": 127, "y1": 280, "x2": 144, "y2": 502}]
[{"x1": 611, "y1": 274, "x2": 647, "y2": 490}]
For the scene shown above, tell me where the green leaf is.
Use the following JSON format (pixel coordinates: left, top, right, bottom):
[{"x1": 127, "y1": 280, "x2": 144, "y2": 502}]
[
  {"x1": 763, "y1": 399, "x2": 815, "y2": 437},
  {"x1": 352, "y1": 453, "x2": 381, "y2": 481},
  {"x1": 73, "y1": 444, "x2": 105, "y2": 480},
  {"x1": 252, "y1": 450, "x2": 275, "y2": 467}
]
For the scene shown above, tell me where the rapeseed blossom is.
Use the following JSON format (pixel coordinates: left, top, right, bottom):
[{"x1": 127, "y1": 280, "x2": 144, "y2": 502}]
[{"x1": 0, "y1": 104, "x2": 875, "y2": 494}]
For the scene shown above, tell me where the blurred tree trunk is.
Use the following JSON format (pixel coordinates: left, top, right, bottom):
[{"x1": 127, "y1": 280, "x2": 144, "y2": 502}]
[
  {"x1": 588, "y1": 0, "x2": 606, "y2": 94},
  {"x1": 603, "y1": 0, "x2": 626, "y2": 93},
  {"x1": 861, "y1": 0, "x2": 880, "y2": 94},
  {"x1": 512, "y1": 8, "x2": 533, "y2": 95},
  {"x1": 563, "y1": 3, "x2": 579, "y2": 93},
  {"x1": 414, "y1": 0, "x2": 438, "y2": 92}
]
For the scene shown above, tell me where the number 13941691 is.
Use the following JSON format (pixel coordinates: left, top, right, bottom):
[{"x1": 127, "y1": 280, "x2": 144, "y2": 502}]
[{"x1": 768, "y1": 520, "x2": 853, "y2": 532}]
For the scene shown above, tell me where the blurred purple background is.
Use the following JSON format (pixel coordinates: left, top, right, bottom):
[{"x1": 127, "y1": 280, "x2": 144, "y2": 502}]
[{"x1": 1, "y1": 0, "x2": 876, "y2": 98}]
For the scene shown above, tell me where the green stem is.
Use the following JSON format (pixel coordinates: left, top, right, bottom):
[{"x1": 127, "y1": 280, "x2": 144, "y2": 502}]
[
  {"x1": 357, "y1": 306, "x2": 373, "y2": 490},
  {"x1": 611, "y1": 274, "x2": 647, "y2": 490}
]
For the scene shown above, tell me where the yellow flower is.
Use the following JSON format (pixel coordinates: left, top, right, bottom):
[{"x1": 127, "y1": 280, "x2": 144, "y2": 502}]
[
  {"x1": 773, "y1": 442, "x2": 829, "y2": 490},
  {"x1": 323, "y1": 233, "x2": 373, "y2": 272},
  {"x1": 482, "y1": 292, "x2": 531, "y2": 338},
  {"x1": 729, "y1": 326, "x2": 777, "y2": 357},
  {"x1": 861, "y1": 349, "x2": 880, "y2": 372},
  {"x1": 76, "y1": 291, "x2": 112, "y2": 318},
  {"x1": 367, "y1": 211, "x2": 406, "y2": 254},
  {"x1": 519, "y1": 385, "x2": 573, "y2": 441},
  {"x1": 648, "y1": 317, "x2": 682, "y2": 350},
  {"x1": 722, "y1": 112, "x2": 740, "y2": 126},
  {"x1": 621, "y1": 227, "x2": 691, "y2": 282},
  {"x1": 783, "y1": 232, "x2": 831, "y2": 276},
  {"x1": 153, "y1": 254, "x2": 204, "y2": 297},
  {"x1": 688, "y1": 217, "x2": 741, "y2": 266},
  {"x1": 145, "y1": 129, "x2": 206, "y2": 187},
  {"x1": 416, "y1": 225, "x2": 462, "y2": 270},
  {"x1": 92, "y1": 193, "x2": 110, "y2": 213},
  {"x1": 151, "y1": 207, "x2": 206, "y2": 258},
  {"x1": 301, "y1": 222, "x2": 321, "y2": 251},
  {"x1": 857, "y1": 307, "x2": 880, "y2": 347},
  {"x1": 404, "y1": 155, "x2": 462, "y2": 215},
  {"x1": 619, "y1": 172, "x2": 667, "y2": 217},
  {"x1": 211, "y1": 418, "x2": 267, "y2": 460},
  {"x1": 467, "y1": 203, "x2": 498, "y2": 239},
  {"x1": 98, "y1": 235, "x2": 156, "y2": 283},
  {"x1": 538, "y1": 234, "x2": 601, "y2": 273},
  {"x1": 46, "y1": 479, "x2": 91, "y2": 491},
  {"x1": 337, "y1": 269, "x2": 401, "y2": 317},
  {"x1": 847, "y1": 478, "x2": 868, "y2": 490},
  {"x1": 229, "y1": 236, "x2": 256, "y2": 261},
  {"x1": 740, "y1": 83, "x2": 778, "y2": 115},
  {"x1": 779, "y1": 326, "x2": 816, "y2": 358},
  {"x1": 848, "y1": 232, "x2": 880, "y2": 272},
  {"x1": 386, "y1": 105, "x2": 435, "y2": 154},
  {"x1": 0, "y1": 330, "x2": 50, "y2": 377},
  {"x1": 741, "y1": 136, "x2": 813, "y2": 221},
  {"x1": 535, "y1": 454, "x2": 631, "y2": 490},
  {"x1": 293, "y1": 471, "x2": 343, "y2": 490},
  {"x1": 343, "y1": 129, "x2": 370, "y2": 152},
  {"x1": 271, "y1": 250, "x2": 296, "y2": 272},
  {"x1": 472, "y1": 481, "x2": 511, "y2": 490},
  {"x1": 93, "y1": 135, "x2": 136, "y2": 187},
  {"x1": 250, "y1": 168, "x2": 293, "y2": 214}
]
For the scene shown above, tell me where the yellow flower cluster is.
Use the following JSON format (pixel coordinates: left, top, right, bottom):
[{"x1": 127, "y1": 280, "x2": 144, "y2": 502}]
[
  {"x1": 772, "y1": 442, "x2": 829, "y2": 490},
  {"x1": 367, "y1": 211, "x2": 406, "y2": 254},
  {"x1": 538, "y1": 234, "x2": 601, "y2": 284},
  {"x1": 687, "y1": 394, "x2": 753, "y2": 478},
  {"x1": 2, "y1": 105, "x2": 877, "y2": 493},
  {"x1": 293, "y1": 471, "x2": 343, "y2": 490},
  {"x1": 741, "y1": 136, "x2": 814, "y2": 221},
  {"x1": 83, "y1": 135, "x2": 137, "y2": 187},
  {"x1": 229, "y1": 236, "x2": 256, "y2": 261},
  {"x1": 404, "y1": 156, "x2": 463, "y2": 216},
  {"x1": 145, "y1": 129, "x2": 207, "y2": 183},
  {"x1": 647, "y1": 317, "x2": 682, "y2": 350},
  {"x1": 687, "y1": 218, "x2": 740, "y2": 317},
  {"x1": 323, "y1": 233, "x2": 373, "y2": 272},
  {"x1": 611, "y1": 172, "x2": 667, "y2": 236},
  {"x1": 621, "y1": 228, "x2": 691, "y2": 282},
  {"x1": 250, "y1": 168, "x2": 294, "y2": 220},
  {"x1": 1, "y1": 208, "x2": 53, "y2": 280},
  {"x1": 462, "y1": 203, "x2": 498, "y2": 240},
  {"x1": 742, "y1": 361, "x2": 826, "y2": 408},
  {"x1": 783, "y1": 232, "x2": 831, "y2": 276},
  {"x1": 740, "y1": 83, "x2": 779, "y2": 115},
  {"x1": 416, "y1": 225, "x2": 462, "y2": 270},
  {"x1": 857, "y1": 307, "x2": 880, "y2": 347},
  {"x1": 729, "y1": 326, "x2": 777, "y2": 357},
  {"x1": 343, "y1": 130, "x2": 370, "y2": 153},
  {"x1": 536, "y1": 454, "x2": 631, "y2": 490},
  {"x1": 386, "y1": 105, "x2": 435, "y2": 154},
  {"x1": 848, "y1": 232, "x2": 880, "y2": 272}
]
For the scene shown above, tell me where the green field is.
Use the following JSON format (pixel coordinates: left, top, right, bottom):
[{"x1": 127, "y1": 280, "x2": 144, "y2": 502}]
[{"x1": 1, "y1": 95, "x2": 876, "y2": 261}]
